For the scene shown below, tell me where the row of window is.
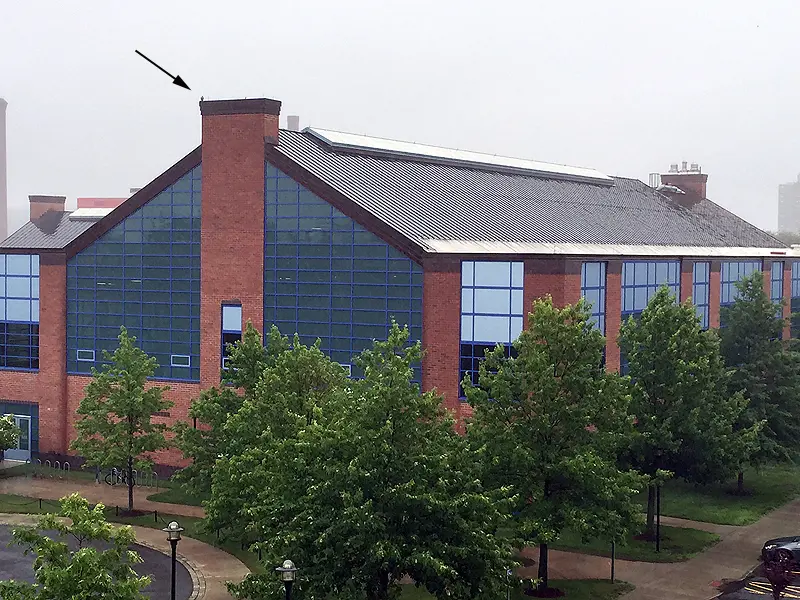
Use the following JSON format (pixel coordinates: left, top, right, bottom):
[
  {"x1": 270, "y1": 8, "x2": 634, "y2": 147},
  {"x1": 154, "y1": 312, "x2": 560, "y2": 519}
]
[
  {"x1": 66, "y1": 166, "x2": 202, "y2": 380},
  {"x1": 264, "y1": 163, "x2": 423, "y2": 379}
]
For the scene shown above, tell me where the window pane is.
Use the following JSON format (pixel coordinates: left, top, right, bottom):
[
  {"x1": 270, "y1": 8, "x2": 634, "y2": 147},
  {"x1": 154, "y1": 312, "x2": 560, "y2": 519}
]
[
  {"x1": 511, "y1": 262, "x2": 524, "y2": 288},
  {"x1": 474, "y1": 289, "x2": 511, "y2": 314},
  {"x1": 461, "y1": 289, "x2": 473, "y2": 313},
  {"x1": 461, "y1": 316, "x2": 473, "y2": 342},
  {"x1": 474, "y1": 262, "x2": 511, "y2": 288},
  {"x1": 6, "y1": 255, "x2": 30, "y2": 276},
  {"x1": 473, "y1": 315, "x2": 511, "y2": 343}
]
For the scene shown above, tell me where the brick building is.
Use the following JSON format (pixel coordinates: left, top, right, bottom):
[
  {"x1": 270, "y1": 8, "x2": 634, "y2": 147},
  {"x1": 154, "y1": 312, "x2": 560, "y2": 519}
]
[{"x1": 0, "y1": 97, "x2": 794, "y2": 466}]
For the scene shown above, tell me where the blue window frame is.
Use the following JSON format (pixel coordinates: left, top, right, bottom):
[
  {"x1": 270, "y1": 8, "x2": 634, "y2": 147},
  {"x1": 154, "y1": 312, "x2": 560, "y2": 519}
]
[
  {"x1": 791, "y1": 262, "x2": 800, "y2": 338},
  {"x1": 621, "y1": 261, "x2": 680, "y2": 374},
  {"x1": 721, "y1": 261, "x2": 762, "y2": 305},
  {"x1": 720, "y1": 260, "x2": 762, "y2": 327},
  {"x1": 581, "y1": 262, "x2": 606, "y2": 334},
  {"x1": 66, "y1": 165, "x2": 201, "y2": 381},
  {"x1": 264, "y1": 163, "x2": 422, "y2": 381},
  {"x1": 692, "y1": 262, "x2": 710, "y2": 329},
  {"x1": 771, "y1": 261, "x2": 784, "y2": 303},
  {"x1": 621, "y1": 261, "x2": 680, "y2": 319},
  {"x1": 459, "y1": 261, "x2": 523, "y2": 397},
  {"x1": 221, "y1": 304, "x2": 242, "y2": 369},
  {"x1": 0, "y1": 254, "x2": 40, "y2": 371}
]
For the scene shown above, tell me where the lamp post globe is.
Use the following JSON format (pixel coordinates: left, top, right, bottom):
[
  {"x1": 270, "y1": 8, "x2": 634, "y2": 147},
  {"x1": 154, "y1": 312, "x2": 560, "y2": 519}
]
[
  {"x1": 162, "y1": 521, "x2": 184, "y2": 600},
  {"x1": 276, "y1": 559, "x2": 299, "y2": 600}
]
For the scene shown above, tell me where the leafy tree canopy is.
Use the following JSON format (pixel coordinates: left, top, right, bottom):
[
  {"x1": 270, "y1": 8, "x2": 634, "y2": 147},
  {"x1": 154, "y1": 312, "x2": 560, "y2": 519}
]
[
  {"x1": 719, "y1": 272, "x2": 800, "y2": 474},
  {"x1": 70, "y1": 327, "x2": 172, "y2": 511},
  {"x1": 208, "y1": 323, "x2": 513, "y2": 600},
  {"x1": 465, "y1": 297, "x2": 645, "y2": 590},
  {"x1": 0, "y1": 493, "x2": 150, "y2": 600},
  {"x1": 619, "y1": 286, "x2": 759, "y2": 530},
  {"x1": 173, "y1": 323, "x2": 290, "y2": 497},
  {"x1": 0, "y1": 414, "x2": 20, "y2": 452}
]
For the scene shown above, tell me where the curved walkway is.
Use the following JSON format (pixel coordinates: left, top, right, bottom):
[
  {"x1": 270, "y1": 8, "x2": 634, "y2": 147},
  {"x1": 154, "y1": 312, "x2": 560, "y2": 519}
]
[
  {"x1": 518, "y1": 499, "x2": 800, "y2": 600},
  {"x1": 0, "y1": 476, "x2": 249, "y2": 600},
  {"x1": 3, "y1": 474, "x2": 797, "y2": 600}
]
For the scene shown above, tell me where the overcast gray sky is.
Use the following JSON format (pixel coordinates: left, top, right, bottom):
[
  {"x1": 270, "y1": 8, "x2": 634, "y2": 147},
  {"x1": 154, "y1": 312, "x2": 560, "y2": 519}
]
[{"x1": 2, "y1": 0, "x2": 799, "y2": 234}]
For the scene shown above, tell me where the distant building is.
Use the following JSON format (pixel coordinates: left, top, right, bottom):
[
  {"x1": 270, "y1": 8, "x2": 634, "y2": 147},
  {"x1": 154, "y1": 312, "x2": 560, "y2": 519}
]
[
  {"x1": 76, "y1": 197, "x2": 126, "y2": 210},
  {"x1": 779, "y1": 175, "x2": 800, "y2": 232}
]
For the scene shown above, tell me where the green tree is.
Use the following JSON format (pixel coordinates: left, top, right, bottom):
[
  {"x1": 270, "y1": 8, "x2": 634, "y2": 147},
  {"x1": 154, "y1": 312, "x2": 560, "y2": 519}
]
[
  {"x1": 465, "y1": 297, "x2": 645, "y2": 592},
  {"x1": 0, "y1": 414, "x2": 20, "y2": 454},
  {"x1": 219, "y1": 324, "x2": 513, "y2": 600},
  {"x1": 70, "y1": 327, "x2": 172, "y2": 512},
  {"x1": 204, "y1": 332, "x2": 349, "y2": 543},
  {"x1": 719, "y1": 272, "x2": 800, "y2": 492},
  {"x1": 619, "y1": 286, "x2": 759, "y2": 535},
  {"x1": 0, "y1": 493, "x2": 150, "y2": 600},
  {"x1": 173, "y1": 323, "x2": 289, "y2": 497}
]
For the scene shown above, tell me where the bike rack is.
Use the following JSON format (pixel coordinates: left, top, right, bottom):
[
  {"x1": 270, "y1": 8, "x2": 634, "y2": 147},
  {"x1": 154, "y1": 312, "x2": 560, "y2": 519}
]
[{"x1": 63, "y1": 462, "x2": 70, "y2": 478}]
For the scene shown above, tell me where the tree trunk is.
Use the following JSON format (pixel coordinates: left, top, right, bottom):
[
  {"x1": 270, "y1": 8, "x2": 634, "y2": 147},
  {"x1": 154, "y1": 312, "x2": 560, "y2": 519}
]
[
  {"x1": 127, "y1": 455, "x2": 134, "y2": 512},
  {"x1": 645, "y1": 484, "x2": 656, "y2": 537},
  {"x1": 365, "y1": 570, "x2": 390, "y2": 600},
  {"x1": 737, "y1": 470, "x2": 744, "y2": 494},
  {"x1": 537, "y1": 543, "x2": 549, "y2": 590}
]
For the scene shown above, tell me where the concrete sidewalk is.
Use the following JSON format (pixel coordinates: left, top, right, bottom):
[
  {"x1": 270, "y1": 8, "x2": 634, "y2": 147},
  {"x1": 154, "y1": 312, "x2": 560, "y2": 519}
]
[
  {"x1": 3, "y1": 473, "x2": 798, "y2": 600},
  {"x1": 0, "y1": 475, "x2": 204, "y2": 518},
  {"x1": 518, "y1": 499, "x2": 800, "y2": 600}
]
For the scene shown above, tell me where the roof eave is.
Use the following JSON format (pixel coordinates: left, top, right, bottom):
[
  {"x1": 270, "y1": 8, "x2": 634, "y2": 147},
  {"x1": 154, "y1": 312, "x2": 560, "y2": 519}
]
[{"x1": 421, "y1": 240, "x2": 794, "y2": 258}]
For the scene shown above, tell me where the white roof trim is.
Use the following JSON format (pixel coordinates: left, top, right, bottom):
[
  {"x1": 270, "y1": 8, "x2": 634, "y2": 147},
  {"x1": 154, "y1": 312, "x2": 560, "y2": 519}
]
[
  {"x1": 421, "y1": 240, "x2": 797, "y2": 258},
  {"x1": 68, "y1": 208, "x2": 114, "y2": 221},
  {"x1": 304, "y1": 127, "x2": 613, "y2": 186}
]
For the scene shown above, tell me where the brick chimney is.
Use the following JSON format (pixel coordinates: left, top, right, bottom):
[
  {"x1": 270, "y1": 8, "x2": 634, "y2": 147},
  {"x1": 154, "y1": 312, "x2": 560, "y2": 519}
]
[
  {"x1": 659, "y1": 162, "x2": 708, "y2": 200},
  {"x1": 198, "y1": 97, "x2": 281, "y2": 387},
  {"x1": 29, "y1": 195, "x2": 66, "y2": 221}
]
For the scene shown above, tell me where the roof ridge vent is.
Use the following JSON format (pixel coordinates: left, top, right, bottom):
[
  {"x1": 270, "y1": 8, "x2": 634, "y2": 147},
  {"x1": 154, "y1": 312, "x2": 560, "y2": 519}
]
[
  {"x1": 657, "y1": 184, "x2": 685, "y2": 194},
  {"x1": 302, "y1": 127, "x2": 614, "y2": 186}
]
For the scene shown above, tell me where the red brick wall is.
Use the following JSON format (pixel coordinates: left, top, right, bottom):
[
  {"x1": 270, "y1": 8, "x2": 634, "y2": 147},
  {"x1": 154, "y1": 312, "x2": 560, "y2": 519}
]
[
  {"x1": 523, "y1": 258, "x2": 581, "y2": 313},
  {"x1": 709, "y1": 261, "x2": 721, "y2": 328},
  {"x1": 199, "y1": 111, "x2": 276, "y2": 388},
  {"x1": 421, "y1": 258, "x2": 461, "y2": 417},
  {"x1": 37, "y1": 258, "x2": 68, "y2": 454},
  {"x1": 680, "y1": 259, "x2": 693, "y2": 303},
  {"x1": 604, "y1": 261, "x2": 622, "y2": 372},
  {"x1": 66, "y1": 375, "x2": 202, "y2": 467}
]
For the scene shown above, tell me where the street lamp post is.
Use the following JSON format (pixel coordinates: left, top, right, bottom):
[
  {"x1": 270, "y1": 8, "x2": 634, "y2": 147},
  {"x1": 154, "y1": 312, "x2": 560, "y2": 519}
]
[
  {"x1": 276, "y1": 559, "x2": 299, "y2": 600},
  {"x1": 163, "y1": 520, "x2": 184, "y2": 600}
]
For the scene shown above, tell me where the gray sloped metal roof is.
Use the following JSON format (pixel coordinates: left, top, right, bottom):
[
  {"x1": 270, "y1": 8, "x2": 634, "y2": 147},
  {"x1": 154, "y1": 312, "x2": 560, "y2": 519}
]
[
  {"x1": 0, "y1": 212, "x2": 96, "y2": 250},
  {"x1": 275, "y1": 130, "x2": 784, "y2": 251}
]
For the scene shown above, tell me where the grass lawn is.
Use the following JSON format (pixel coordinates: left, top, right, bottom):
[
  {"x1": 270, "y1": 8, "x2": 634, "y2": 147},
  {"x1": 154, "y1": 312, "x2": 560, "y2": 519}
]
[
  {"x1": 642, "y1": 464, "x2": 800, "y2": 526},
  {"x1": 399, "y1": 580, "x2": 634, "y2": 600},
  {"x1": 146, "y1": 487, "x2": 207, "y2": 507},
  {"x1": 551, "y1": 525, "x2": 719, "y2": 563}
]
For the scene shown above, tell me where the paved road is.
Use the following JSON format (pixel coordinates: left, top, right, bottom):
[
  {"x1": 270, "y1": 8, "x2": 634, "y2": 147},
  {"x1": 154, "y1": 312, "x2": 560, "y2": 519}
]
[{"x1": 0, "y1": 524, "x2": 192, "y2": 599}]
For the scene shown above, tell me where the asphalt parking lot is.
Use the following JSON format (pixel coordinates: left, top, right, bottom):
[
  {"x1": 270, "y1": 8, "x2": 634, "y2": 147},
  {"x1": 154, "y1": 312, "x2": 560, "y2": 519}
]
[
  {"x1": 0, "y1": 524, "x2": 192, "y2": 599},
  {"x1": 718, "y1": 576, "x2": 800, "y2": 599}
]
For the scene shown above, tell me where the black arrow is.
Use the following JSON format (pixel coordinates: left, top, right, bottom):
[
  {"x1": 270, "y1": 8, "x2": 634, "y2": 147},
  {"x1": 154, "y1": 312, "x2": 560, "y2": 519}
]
[{"x1": 135, "y1": 50, "x2": 190, "y2": 90}]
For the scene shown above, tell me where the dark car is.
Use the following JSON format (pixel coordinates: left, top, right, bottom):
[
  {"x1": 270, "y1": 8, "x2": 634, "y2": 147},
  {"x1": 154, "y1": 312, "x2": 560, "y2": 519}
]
[{"x1": 762, "y1": 536, "x2": 800, "y2": 562}]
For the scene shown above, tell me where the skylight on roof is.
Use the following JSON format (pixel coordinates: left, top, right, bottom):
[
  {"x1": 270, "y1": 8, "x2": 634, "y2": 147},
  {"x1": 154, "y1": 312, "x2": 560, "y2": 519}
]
[{"x1": 303, "y1": 128, "x2": 613, "y2": 185}]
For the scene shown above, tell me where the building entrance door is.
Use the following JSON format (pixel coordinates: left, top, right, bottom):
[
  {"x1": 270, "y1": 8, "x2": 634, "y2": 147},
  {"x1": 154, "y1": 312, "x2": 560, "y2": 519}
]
[{"x1": 4, "y1": 416, "x2": 31, "y2": 461}]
